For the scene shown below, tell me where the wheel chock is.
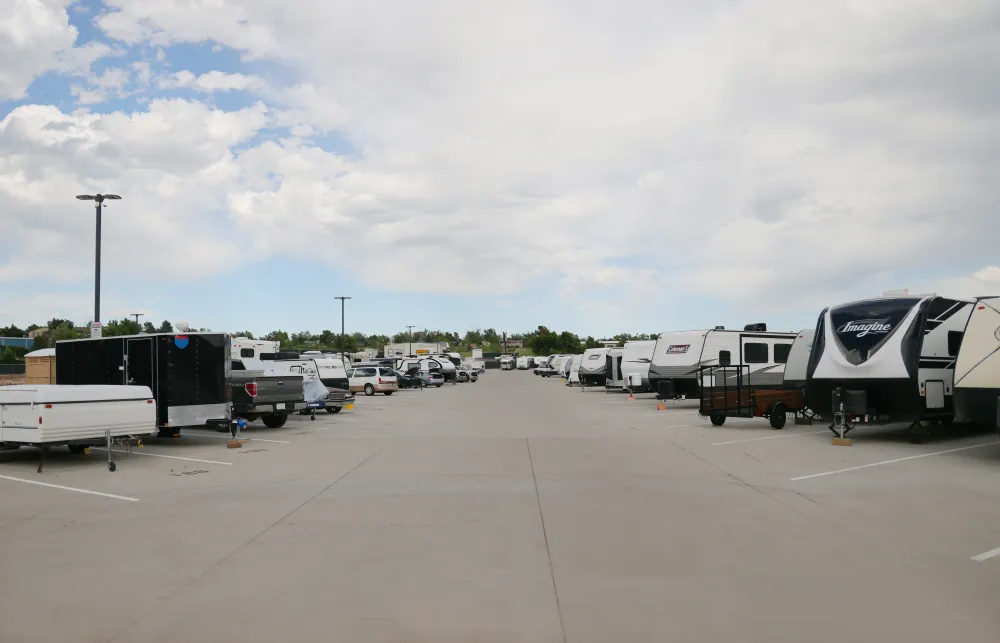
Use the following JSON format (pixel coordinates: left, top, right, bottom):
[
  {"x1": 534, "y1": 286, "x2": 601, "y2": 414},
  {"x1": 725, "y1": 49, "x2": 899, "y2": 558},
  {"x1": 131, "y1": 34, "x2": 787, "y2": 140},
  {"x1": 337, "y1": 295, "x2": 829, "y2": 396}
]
[
  {"x1": 82, "y1": 447, "x2": 91, "y2": 455},
  {"x1": 227, "y1": 438, "x2": 251, "y2": 449},
  {"x1": 832, "y1": 437, "x2": 853, "y2": 446},
  {"x1": 657, "y1": 403, "x2": 666, "y2": 411}
]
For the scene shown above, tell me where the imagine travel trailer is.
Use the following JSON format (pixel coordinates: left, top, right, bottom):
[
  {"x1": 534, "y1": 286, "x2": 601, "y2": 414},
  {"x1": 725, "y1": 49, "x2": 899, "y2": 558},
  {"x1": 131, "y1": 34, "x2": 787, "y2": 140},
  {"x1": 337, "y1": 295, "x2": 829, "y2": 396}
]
[
  {"x1": 620, "y1": 340, "x2": 655, "y2": 392},
  {"x1": 954, "y1": 297, "x2": 1000, "y2": 427},
  {"x1": 780, "y1": 329, "x2": 816, "y2": 391},
  {"x1": 804, "y1": 294, "x2": 975, "y2": 424},
  {"x1": 648, "y1": 326, "x2": 796, "y2": 399},
  {"x1": 578, "y1": 347, "x2": 610, "y2": 386}
]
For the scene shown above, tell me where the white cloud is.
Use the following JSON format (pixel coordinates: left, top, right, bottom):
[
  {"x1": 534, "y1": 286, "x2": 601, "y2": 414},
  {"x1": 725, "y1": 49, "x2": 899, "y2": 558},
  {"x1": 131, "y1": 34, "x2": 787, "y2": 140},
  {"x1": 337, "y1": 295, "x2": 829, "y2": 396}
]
[
  {"x1": 0, "y1": 100, "x2": 270, "y2": 290},
  {"x1": 157, "y1": 69, "x2": 266, "y2": 93},
  {"x1": 5, "y1": 0, "x2": 1000, "y2": 327},
  {"x1": 69, "y1": 66, "x2": 132, "y2": 104},
  {"x1": 929, "y1": 267, "x2": 1000, "y2": 300},
  {"x1": 0, "y1": 0, "x2": 78, "y2": 99}
]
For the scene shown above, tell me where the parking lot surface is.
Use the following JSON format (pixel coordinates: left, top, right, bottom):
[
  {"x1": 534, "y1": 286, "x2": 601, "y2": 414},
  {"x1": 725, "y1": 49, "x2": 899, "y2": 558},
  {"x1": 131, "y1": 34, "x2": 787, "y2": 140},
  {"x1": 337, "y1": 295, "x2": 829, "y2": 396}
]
[{"x1": 3, "y1": 372, "x2": 1000, "y2": 642}]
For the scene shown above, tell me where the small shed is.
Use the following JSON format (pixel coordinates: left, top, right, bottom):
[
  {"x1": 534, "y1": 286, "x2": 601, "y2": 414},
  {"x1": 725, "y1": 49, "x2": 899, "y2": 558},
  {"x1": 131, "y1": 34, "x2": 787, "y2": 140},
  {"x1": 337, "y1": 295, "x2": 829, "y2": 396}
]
[{"x1": 25, "y1": 348, "x2": 56, "y2": 384}]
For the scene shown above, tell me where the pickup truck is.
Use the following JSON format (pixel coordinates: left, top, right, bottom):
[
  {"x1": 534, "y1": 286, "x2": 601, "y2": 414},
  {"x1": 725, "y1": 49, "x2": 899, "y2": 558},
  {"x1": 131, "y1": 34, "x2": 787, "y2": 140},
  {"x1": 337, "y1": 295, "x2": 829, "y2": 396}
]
[{"x1": 229, "y1": 359, "x2": 304, "y2": 428}]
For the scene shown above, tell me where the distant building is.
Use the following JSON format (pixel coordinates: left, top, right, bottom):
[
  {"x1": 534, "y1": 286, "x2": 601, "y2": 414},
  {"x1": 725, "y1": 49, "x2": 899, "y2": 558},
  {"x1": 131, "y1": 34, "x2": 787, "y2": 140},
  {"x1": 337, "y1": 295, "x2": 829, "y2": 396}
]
[
  {"x1": 0, "y1": 337, "x2": 33, "y2": 350},
  {"x1": 503, "y1": 338, "x2": 524, "y2": 349},
  {"x1": 383, "y1": 342, "x2": 450, "y2": 356}
]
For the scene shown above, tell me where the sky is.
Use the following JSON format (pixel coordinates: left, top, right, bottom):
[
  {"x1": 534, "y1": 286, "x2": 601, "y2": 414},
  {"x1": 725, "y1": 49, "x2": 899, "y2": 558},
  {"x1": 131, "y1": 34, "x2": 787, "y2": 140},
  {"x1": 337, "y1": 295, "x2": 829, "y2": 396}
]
[{"x1": 2, "y1": 0, "x2": 1000, "y2": 340}]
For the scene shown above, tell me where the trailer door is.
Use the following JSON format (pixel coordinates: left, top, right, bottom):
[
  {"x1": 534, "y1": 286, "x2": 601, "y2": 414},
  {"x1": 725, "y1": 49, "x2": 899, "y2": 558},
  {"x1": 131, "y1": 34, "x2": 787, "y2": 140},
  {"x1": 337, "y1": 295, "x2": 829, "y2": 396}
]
[{"x1": 126, "y1": 338, "x2": 156, "y2": 391}]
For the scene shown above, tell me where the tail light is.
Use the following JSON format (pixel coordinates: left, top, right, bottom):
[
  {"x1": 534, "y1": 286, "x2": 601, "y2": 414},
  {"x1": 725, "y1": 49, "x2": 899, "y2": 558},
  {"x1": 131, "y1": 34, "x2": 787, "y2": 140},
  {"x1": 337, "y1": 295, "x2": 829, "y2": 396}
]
[
  {"x1": 245, "y1": 382, "x2": 258, "y2": 397},
  {"x1": 378, "y1": 377, "x2": 382, "y2": 384},
  {"x1": 225, "y1": 383, "x2": 232, "y2": 400}
]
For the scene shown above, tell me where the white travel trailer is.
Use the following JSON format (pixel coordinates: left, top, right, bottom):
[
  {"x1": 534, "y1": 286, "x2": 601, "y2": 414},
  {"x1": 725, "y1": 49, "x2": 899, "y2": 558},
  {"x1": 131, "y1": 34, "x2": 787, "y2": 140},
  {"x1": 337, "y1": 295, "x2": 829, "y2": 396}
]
[
  {"x1": 648, "y1": 325, "x2": 796, "y2": 399},
  {"x1": 532, "y1": 356, "x2": 548, "y2": 367},
  {"x1": 620, "y1": 340, "x2": 655, "y2": 392},
  {"x1": 604, "y1": 347, "x2": 626, "y2": 389},
  {"x1": 231, "y1": 338, "x2": 280, "y2": 360},
  {"x1": 500, "y1": 356, "x2": 515, "y2": 370},
  {"x1": 567, "y1": 354, "x2": 584, "y2": 385},
  {"x1": 804, "y1": 294, "x2": 975, "y2": 424},
  {"x1": 515, "y1": 356, "x2": 532, "y2": 370},
  {"x1": 550, "y1": 355, "x2": 572, "y2": 374},
  {"x1": 948, "y1": 297, "x2": 1000, "y2": 428},
  {"x1": 559, "y1": 356, "x2": 574, "y2": 379},
  {"x1": 578, "y1": 347, "x2": 610, "y2": 387}
]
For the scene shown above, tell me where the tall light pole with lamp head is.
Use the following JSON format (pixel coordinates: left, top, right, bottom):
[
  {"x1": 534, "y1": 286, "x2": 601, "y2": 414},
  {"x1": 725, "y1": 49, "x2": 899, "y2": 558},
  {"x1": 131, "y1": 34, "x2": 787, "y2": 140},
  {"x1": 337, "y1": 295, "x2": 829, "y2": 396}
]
[
  {"x1": 334, "y1": 296, "x2": 352, "y2": 352},
  {"x1": 76, "y1": 193, "x2": 121, "y2": 324},
  {"x1": 131, "y1": 313, "x2": 144, "y2": 326},
  {"x1": 406, "y1": 325, "x2": 415, "y2": 356}
]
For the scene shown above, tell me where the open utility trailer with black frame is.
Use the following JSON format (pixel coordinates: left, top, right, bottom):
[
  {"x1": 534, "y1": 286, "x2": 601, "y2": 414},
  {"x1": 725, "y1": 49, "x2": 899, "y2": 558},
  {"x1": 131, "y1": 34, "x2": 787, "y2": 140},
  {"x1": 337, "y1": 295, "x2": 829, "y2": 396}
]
[{"x1": 698, "y1": 365, "x2": 812, "y2": 429}]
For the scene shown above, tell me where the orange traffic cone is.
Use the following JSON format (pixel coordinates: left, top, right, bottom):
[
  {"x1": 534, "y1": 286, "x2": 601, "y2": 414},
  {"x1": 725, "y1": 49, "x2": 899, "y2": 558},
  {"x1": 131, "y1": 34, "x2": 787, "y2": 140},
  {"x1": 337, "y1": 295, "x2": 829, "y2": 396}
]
[
  {"x1": 657, "y1": 403, "x2": 666, "y2": 411},
  {"x1": 627, "y1": 392, "x2": 634, "y2": 401}
]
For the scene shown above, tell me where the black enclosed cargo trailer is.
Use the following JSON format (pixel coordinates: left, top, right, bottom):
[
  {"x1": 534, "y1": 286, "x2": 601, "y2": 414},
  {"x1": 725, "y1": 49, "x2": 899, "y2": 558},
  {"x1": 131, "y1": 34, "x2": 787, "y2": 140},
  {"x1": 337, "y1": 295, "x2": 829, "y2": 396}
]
[{"x1": 56, "y1": 333, "x2": 231, "y2": 433}]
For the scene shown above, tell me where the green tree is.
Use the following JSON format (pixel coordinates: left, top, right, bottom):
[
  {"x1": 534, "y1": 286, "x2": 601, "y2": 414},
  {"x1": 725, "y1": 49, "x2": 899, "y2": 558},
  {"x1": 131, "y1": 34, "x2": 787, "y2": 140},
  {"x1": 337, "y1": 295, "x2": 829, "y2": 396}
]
[
  {"x1": 526, "y1": 326, "x2": 558, "y2": 355},
  {"x1": 103, "y1": 319, "x2": 142, "y2": 337},
  {"x1": 318, "y1": 330, "x2": 336, "y2": 347},
  {"x1": 263, "y1": 330, "x2": 290, "y2": 344},
  {"x1": 47, "y1": 318, "x2": 75, "y2": 331},
  {"x1": 25, "y1": 324, "x2": 40, "y2": 333},
  {"x1": 0, "y1": 347, "x2": 18, "y2": 363},
  {"x1": 366, "y1": 334, "x2": 390, "y2": 349},
  {"x1": 0, "y1": 324, "x2": 24, "y2": 337},
  {"x1": 557, "y1": 331, "x2": 582, "y2": 354},
  {"x1": 583, "y1": 336, "x2": 602, "y2": 350},
  {"x1": 232, "y1": 330, "x2": 255, "y2": 339},
  {"x1": 158, "y1": 320, "x2": 174, "y2": 332},
  {"x1": 50, "y1": 322, "x2": 82, "y2": 342},
  {"x1": 142, "y1": 321, "x2": 157, "y2": 333}
]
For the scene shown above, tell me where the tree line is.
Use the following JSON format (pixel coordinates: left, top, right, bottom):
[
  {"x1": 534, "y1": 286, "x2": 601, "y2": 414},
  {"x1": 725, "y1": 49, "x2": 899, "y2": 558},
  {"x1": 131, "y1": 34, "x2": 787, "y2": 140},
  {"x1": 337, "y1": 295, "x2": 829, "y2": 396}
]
[{"x1": 2, "y1": 320, "x2": 659, "y2": 361}]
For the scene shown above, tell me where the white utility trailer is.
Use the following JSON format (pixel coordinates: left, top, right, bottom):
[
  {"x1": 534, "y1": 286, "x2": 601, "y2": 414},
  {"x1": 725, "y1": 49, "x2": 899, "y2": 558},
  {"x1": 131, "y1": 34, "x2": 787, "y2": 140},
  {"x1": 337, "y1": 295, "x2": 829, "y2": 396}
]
[{"x1": 0, "y1": 385, "x2": 156, "y2": 472}]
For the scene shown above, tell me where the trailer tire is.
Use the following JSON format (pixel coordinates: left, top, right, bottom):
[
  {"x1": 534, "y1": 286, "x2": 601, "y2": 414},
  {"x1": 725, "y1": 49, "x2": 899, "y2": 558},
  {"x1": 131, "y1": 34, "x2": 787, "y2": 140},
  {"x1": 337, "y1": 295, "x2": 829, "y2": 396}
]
[
  {"x1": 710, "y1": 414, "x2": 726, "y2": 426},
  {"x1": 364, "y1": 384, "x2": 375, "y2": 396},
  {"x1": 769, "y1": 403, "x2": 787, "y2": 430},
  {"x1": 326, "y1": 407, "x2": 342, "y2": 414},
  {"x1": 108, "y1": 461, "x2": 117, "y2": 472},
  {"x1": 262, "y1": 413, "x2": 288, "y2": 429}
]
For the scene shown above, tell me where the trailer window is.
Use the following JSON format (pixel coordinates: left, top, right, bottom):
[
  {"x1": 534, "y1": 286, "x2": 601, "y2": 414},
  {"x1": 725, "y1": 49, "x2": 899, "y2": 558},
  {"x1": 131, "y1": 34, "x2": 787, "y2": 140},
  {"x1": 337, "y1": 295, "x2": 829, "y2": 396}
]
[
  {"x1": 231, "y1": 361, "x2": 246, "y2": 371},
  {"x1": 718, "y1": 350, "x2": 731, "y2": 366},
  {"x1": 948, "y1": 331, "x2": 964, "y2": 357},
  {"x1": 773, "y1": 343, "x2": 791, "y2": 364},
  {"x1": 240, "y1": 348, "x2": 255, "y2": 358},
  {"x1": 744, "y1": 343, "x2": 768, "y2": 363}
]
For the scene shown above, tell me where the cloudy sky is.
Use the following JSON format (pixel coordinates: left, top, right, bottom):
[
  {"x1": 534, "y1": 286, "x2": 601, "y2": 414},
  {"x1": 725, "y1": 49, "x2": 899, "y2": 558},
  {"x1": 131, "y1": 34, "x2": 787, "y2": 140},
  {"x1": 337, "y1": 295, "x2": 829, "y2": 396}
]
[{"x1": 2, "y1": 0, "x2": 999, "y2": 338}]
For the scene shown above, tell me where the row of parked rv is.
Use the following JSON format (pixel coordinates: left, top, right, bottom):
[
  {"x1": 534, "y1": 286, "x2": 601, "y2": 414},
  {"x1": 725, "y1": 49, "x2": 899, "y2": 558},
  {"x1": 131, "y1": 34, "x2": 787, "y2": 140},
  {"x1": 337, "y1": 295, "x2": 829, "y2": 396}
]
[
  {"x1": 0, "y1": 332, "x2": 485, "y2": 469},
  {"x1": 521, "y1": 294, "x2": 1000, "y2": 438}
]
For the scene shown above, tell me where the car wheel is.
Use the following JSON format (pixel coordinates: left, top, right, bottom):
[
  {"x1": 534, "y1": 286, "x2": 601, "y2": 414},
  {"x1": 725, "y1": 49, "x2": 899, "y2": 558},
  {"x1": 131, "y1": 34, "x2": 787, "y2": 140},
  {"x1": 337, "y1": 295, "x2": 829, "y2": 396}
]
[
  {"x1": 383, "y1": 391, "x2": 393, "y2": 396},
  {"x1": 364, "y1": 384, "x2": 375, "y2": 396},
  {"x1": 326, "y1": 406, "x2": 342, "y2": 414},
  {"x1": 435, "y1": 384, "x2": 443, "y2": 388}
]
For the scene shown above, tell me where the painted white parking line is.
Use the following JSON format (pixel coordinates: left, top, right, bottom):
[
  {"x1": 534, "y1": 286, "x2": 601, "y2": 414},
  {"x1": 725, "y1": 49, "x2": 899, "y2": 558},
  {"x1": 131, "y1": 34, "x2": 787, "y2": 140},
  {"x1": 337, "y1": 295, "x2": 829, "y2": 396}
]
[
  {"x1": 0, "y1": 474, "x2": 139, "y2": 502},
  {"x1": 713, "y1": 430, "x2": 828, "y2": 446},
  {"x1": 790, "y1": 440, "x2": 1000, "y2": 481},
  {"x1": 183, "y1": 433, "x2": 291, "y2": 445},
  {"x1": 92, "y1": 448, "x2": 234, "y2": 466},
  {"x1": 972, "y1": 547, "x2": 1000, "y2": 562}
]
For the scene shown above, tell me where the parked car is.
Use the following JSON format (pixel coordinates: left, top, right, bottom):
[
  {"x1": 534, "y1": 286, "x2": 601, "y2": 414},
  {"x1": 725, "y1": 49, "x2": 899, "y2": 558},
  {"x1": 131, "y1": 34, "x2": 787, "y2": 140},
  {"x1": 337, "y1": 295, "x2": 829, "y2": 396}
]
[
  {"x1": 395, "y1": 367, "x2": 423, "y2": 389},
  {"x1": 348, "y1": 366, "x2": 399, "y2": 396},
  {"x1": 420, "y1": 369, "x2": 445, "y2": 387}
]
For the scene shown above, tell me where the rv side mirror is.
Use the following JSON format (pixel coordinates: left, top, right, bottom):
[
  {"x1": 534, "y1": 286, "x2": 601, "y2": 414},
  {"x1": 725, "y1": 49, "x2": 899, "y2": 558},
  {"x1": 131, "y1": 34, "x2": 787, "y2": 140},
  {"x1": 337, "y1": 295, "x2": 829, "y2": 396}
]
[
  {"x1": 719, "y1": 350, "x2": 731, "y2": 366},
  {"x1": 947, "y1": 331, "x2": 963, "y2": 357}
]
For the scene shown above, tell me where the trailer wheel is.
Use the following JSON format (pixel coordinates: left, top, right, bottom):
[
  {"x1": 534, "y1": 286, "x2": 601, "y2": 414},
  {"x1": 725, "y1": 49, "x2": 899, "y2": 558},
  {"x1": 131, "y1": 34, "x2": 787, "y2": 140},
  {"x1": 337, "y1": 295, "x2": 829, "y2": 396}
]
[
  {"x1": 262, "y1": 413, "x2": 288, "y2": 429},
  {"x1": 710, "y1": 414, "x2": 726, "y2": 426},
  {"x1": 769, "y1": 403, "x2": 787, "y2": 430},
  {"x1": 364, "y1": 384, "x2": 375, "y2": 396},
  {"x1": 108, "y1": 461, "x2": 117, "y2": 472},
  {"x1": 326, "y1": 406, "x2": 342, "y2": 414}
]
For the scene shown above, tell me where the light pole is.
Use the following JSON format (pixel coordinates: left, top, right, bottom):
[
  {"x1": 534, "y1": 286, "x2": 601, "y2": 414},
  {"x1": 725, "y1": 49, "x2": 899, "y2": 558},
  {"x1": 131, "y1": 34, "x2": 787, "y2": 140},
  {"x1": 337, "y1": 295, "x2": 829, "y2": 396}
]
[
  {"x1": 406, "y1": 325, "x2": 415, "y2": 356},
  {"x1": 76, "y1": 193, "x2": 121, "y2": 323},
  {"x1": 334, "y1": 296, "x2": 351, "y2": 352},
  {"x1": 131, "y1": 313, "x2": 144, "y2": 325}
]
